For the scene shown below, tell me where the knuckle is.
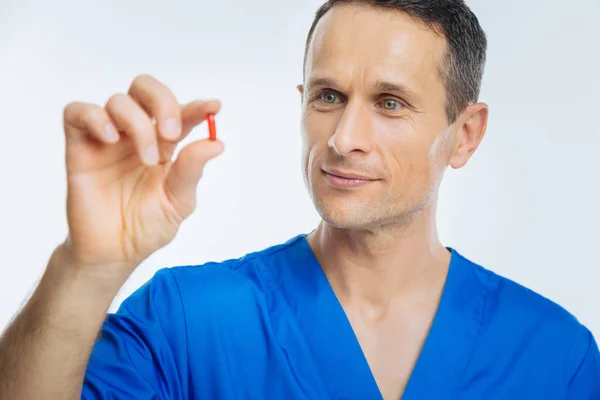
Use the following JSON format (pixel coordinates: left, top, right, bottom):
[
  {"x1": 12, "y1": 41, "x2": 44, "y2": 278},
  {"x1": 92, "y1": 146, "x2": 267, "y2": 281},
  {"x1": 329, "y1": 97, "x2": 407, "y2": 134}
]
[
  {"x1": 153, "y1": 96, "x2": 179, "y2": 116},
  {"x1": 130, "y1": 75, "x2": 178, "y2": 116},
  {"x1": 63, "y1": 101, "x2": 77, "y2": 114},
  {"x1": 63, "y1": 101, "x2": 82, "y2": 120},
  {"x1": 130, "y1": 74, "x2": 155, "y2": 91},
  {"x1": 84, "y1": 105, "x2": 105, "y2": 125},
  {"x1": 105, "y1": 93, "x2": 127, "y2": 109},
  {"x1": 130, "y1": 113, "x2": 151, "y2": 132},
  {"x1": 64, "y1": 102, "x2": 104, "y2": 127}
]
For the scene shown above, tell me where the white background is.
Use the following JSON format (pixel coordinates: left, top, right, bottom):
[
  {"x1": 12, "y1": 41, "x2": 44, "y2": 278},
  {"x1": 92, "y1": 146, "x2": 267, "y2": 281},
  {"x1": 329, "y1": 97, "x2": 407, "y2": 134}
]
[{"x1": 0, "y1": 0, "x2": 598, "y2": 339}]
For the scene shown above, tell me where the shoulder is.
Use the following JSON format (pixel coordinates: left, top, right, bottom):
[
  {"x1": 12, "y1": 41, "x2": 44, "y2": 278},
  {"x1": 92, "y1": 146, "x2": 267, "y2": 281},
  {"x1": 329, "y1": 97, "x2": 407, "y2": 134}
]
[
  {"x1": 141, "y1": 234, "x2": 307, "y2": 315},
  {"x1": 166, "y1": 233, "x2": 307, "y2": 294},
  {"x1": 457, "y1": 250, "x2": 596, "y2": 378},
  {"x1": 470, "y1": 255, "x2": 587, "y2": 338}
]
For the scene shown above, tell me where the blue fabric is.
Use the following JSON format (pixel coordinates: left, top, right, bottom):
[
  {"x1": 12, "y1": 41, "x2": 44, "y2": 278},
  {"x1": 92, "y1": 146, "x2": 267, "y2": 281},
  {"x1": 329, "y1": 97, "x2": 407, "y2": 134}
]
[{"x1": 82, "y1": 234, "x2": 600, "y2": 399}]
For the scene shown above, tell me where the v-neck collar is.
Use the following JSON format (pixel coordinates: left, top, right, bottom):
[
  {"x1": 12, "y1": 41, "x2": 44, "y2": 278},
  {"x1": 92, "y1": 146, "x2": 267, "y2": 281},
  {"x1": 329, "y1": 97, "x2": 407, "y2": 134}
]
[
  {"x1": 266, "y1": 234, "x2": 486, "y2": 399},
  {"x1": 401, "y1": 248, "x2": 485, "y2": 399}
]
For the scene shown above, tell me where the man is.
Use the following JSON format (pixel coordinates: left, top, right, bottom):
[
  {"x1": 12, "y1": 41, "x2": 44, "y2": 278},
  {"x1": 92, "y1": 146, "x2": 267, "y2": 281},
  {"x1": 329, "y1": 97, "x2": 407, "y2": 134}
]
[{"x1": 0, "y1": 0, "x2": 598, "y2": 398}]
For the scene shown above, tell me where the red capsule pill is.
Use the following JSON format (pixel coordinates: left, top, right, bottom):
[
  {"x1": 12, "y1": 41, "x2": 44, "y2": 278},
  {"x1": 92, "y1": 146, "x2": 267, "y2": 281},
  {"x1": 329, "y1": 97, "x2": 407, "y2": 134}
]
[{"x1": 206, "y1": 113, "x2": 216, "y2": 141}]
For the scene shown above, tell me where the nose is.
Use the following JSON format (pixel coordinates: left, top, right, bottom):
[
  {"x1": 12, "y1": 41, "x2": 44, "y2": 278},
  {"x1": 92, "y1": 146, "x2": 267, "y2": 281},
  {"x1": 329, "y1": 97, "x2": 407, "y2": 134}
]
[{"x1": 328, "y1": 100, "x2": 374, "y2": 156}]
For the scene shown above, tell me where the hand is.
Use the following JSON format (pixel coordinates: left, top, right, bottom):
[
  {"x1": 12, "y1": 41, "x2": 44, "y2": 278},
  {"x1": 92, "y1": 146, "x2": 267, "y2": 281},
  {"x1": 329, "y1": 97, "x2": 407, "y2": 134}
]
[{"x1": 60, "y1": 75, "x2": 224, "y2": 273}]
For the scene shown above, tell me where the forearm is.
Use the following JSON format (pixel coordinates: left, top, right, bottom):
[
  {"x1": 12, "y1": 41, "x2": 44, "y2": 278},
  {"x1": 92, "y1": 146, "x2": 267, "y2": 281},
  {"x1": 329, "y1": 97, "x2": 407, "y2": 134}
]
[{"x1": 0, "y1": 245, "x2": 127, "y2": 400}]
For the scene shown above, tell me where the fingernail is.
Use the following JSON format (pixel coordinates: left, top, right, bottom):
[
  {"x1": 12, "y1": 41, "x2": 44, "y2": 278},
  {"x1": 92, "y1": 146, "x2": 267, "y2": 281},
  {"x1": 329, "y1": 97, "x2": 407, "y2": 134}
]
[
  {"x1": 104, "y1": 124, "x2": 119, "y2": 142},
  {"x1": 144, "y1": 144, "x2": 159, "y2": 165},
  {"x1": 162, "y1": 118, "x2": 181, "y2": 139}
]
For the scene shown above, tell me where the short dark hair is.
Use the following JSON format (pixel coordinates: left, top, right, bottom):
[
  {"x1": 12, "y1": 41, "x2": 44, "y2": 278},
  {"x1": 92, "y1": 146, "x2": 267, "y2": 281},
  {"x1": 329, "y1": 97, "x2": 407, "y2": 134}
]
[{"x1": 303, "y1": 0, "x2": 487, "y2": 123}]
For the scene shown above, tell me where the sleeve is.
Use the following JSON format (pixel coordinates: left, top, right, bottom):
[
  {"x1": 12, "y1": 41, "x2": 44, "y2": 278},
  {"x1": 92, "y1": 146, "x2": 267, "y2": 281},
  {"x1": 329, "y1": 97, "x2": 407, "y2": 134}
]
[
  {"x1": 567, "y1": 329, "x2": 600, "y2": 399},
  {"x1": 81, "y1": 268, "x2": 189, "y2": 400}
]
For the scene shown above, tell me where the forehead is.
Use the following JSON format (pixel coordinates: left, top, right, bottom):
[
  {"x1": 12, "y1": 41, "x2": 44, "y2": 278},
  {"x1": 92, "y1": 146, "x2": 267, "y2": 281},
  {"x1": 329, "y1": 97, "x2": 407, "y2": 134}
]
[{"x1": 306, "y1": 4, "x2": 447, "y2": 93}]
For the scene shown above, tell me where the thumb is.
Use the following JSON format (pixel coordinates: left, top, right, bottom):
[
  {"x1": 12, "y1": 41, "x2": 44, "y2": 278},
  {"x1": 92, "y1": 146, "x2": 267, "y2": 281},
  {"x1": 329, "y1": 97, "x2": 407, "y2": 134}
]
[{"x1": 164, "y1": 139, "x2": 224, "y2": 214}]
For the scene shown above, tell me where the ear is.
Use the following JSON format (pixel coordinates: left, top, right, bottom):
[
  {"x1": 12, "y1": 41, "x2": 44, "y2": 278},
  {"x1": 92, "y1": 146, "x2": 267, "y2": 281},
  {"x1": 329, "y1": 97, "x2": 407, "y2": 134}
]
[
  {"x1": 449, "y1": 103, "x2": 489, "y2": 169},
  {"x1": 297, "y1": 84, "x2": 304, "y2": 101}
]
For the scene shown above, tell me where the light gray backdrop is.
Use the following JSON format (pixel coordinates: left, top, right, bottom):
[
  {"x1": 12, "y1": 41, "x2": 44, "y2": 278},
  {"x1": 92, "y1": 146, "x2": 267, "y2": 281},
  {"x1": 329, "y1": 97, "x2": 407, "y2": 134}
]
[{"x1": 0, "y1": 0, "x2": 598, "y2": 337}]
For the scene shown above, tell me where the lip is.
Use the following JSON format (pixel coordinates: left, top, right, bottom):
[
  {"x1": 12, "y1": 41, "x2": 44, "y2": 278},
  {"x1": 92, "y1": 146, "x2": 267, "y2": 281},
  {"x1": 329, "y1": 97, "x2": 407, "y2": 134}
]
[
  {"x1": 323, "y1": 168, "x2": 377, "y2": 181},
  {"x1": 322, "y1": 168, "x2": 378, "y2": 189}
]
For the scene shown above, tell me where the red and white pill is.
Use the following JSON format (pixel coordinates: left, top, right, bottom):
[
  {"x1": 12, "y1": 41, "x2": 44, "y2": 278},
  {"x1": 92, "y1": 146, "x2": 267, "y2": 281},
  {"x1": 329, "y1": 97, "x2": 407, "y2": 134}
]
[{"x1": 206, "y1": 113, "x2": 216, "y2": 141}]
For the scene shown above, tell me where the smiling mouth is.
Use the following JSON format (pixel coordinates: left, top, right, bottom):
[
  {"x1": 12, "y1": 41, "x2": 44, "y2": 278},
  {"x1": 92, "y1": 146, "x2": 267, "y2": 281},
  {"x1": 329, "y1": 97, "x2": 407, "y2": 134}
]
[{"x1": 322, "y1": 168, "x2": 379, "y2": 189}]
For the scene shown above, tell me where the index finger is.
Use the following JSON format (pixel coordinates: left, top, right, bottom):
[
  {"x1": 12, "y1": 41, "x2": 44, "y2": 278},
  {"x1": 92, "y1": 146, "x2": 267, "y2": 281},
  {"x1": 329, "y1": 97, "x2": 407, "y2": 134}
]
[
  {"x1": 180, "y1": 100, "x2": 222, "y2": 140},
  {"x1": 128, "y1": 74, "x2": 182, "y2": 141}
]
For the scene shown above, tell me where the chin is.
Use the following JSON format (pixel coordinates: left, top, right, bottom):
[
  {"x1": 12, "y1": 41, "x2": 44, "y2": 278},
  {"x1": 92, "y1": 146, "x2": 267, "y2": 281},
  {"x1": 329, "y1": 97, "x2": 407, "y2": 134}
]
[
  {"x1": 310, "y1": 185, "x2": 423, "y2": 233},
  {"x1": 312, "y1": 194, "x2": 381, "y2": 230}
]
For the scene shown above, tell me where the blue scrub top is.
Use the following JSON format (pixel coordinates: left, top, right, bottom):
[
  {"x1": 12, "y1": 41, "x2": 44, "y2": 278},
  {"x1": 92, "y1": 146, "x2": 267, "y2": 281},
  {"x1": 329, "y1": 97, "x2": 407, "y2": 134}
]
[{"x1": 82, "y1": 234, "x2": 600, "y2": 399}]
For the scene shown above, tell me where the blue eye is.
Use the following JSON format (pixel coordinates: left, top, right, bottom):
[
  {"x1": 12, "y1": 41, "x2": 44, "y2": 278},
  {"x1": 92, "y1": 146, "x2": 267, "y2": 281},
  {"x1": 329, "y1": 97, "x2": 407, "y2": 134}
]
[
  {"x1": 319, "y1": 91, "x2": 338, "y2": 104},
  {"x1": 382, "y1": 99, "x2": 402, "y2": 110}
]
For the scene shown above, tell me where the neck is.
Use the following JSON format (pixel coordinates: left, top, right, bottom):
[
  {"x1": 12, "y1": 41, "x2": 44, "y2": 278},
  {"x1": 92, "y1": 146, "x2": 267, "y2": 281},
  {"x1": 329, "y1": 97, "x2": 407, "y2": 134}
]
[{"x1": 306, "y1": 203, "x2": 451, "y2": 312}]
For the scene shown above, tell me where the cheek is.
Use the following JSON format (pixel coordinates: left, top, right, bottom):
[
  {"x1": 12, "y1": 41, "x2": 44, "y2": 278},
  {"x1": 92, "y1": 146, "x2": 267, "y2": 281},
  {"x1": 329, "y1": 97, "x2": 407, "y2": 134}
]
[
  {"x1": 301, "y1": 111, "x2": 334, "y2": 169},
  {"x1": 379, "y1": 120, "x2": 442, "y2": 188},
  {"x1": 302, "y1": 108, "x2": 337, "y2": 142},
  {"x1": 428, "y1": 128, "x2": 453, "y2": 170}
]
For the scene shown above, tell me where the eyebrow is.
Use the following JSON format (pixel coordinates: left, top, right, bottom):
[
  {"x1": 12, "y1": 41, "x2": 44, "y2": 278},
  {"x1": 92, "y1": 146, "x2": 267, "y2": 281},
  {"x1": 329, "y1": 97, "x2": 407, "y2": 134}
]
[
  {"x1": 305, "y1": 77, "x2": 338, "y2": 92},
  {"x1": 374, "y1": 80, "x2": 419, "y2": 103},
  {"x1": 305, "y1": 77, "x2": 419, "y2": 103}
]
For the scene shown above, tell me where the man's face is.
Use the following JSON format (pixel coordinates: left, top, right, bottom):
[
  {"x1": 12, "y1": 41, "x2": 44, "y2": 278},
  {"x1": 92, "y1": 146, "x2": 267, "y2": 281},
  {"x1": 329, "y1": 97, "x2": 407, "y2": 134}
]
[{"x1": 300, "y1": 5, "x2": 457, "y2": 230}]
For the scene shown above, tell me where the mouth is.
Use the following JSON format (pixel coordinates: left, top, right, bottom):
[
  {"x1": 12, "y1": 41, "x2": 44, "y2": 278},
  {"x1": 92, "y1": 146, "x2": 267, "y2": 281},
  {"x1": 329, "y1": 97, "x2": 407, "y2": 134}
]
[{"x1": 322, "y1": 168, "x2": 378, "y2": 189}]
